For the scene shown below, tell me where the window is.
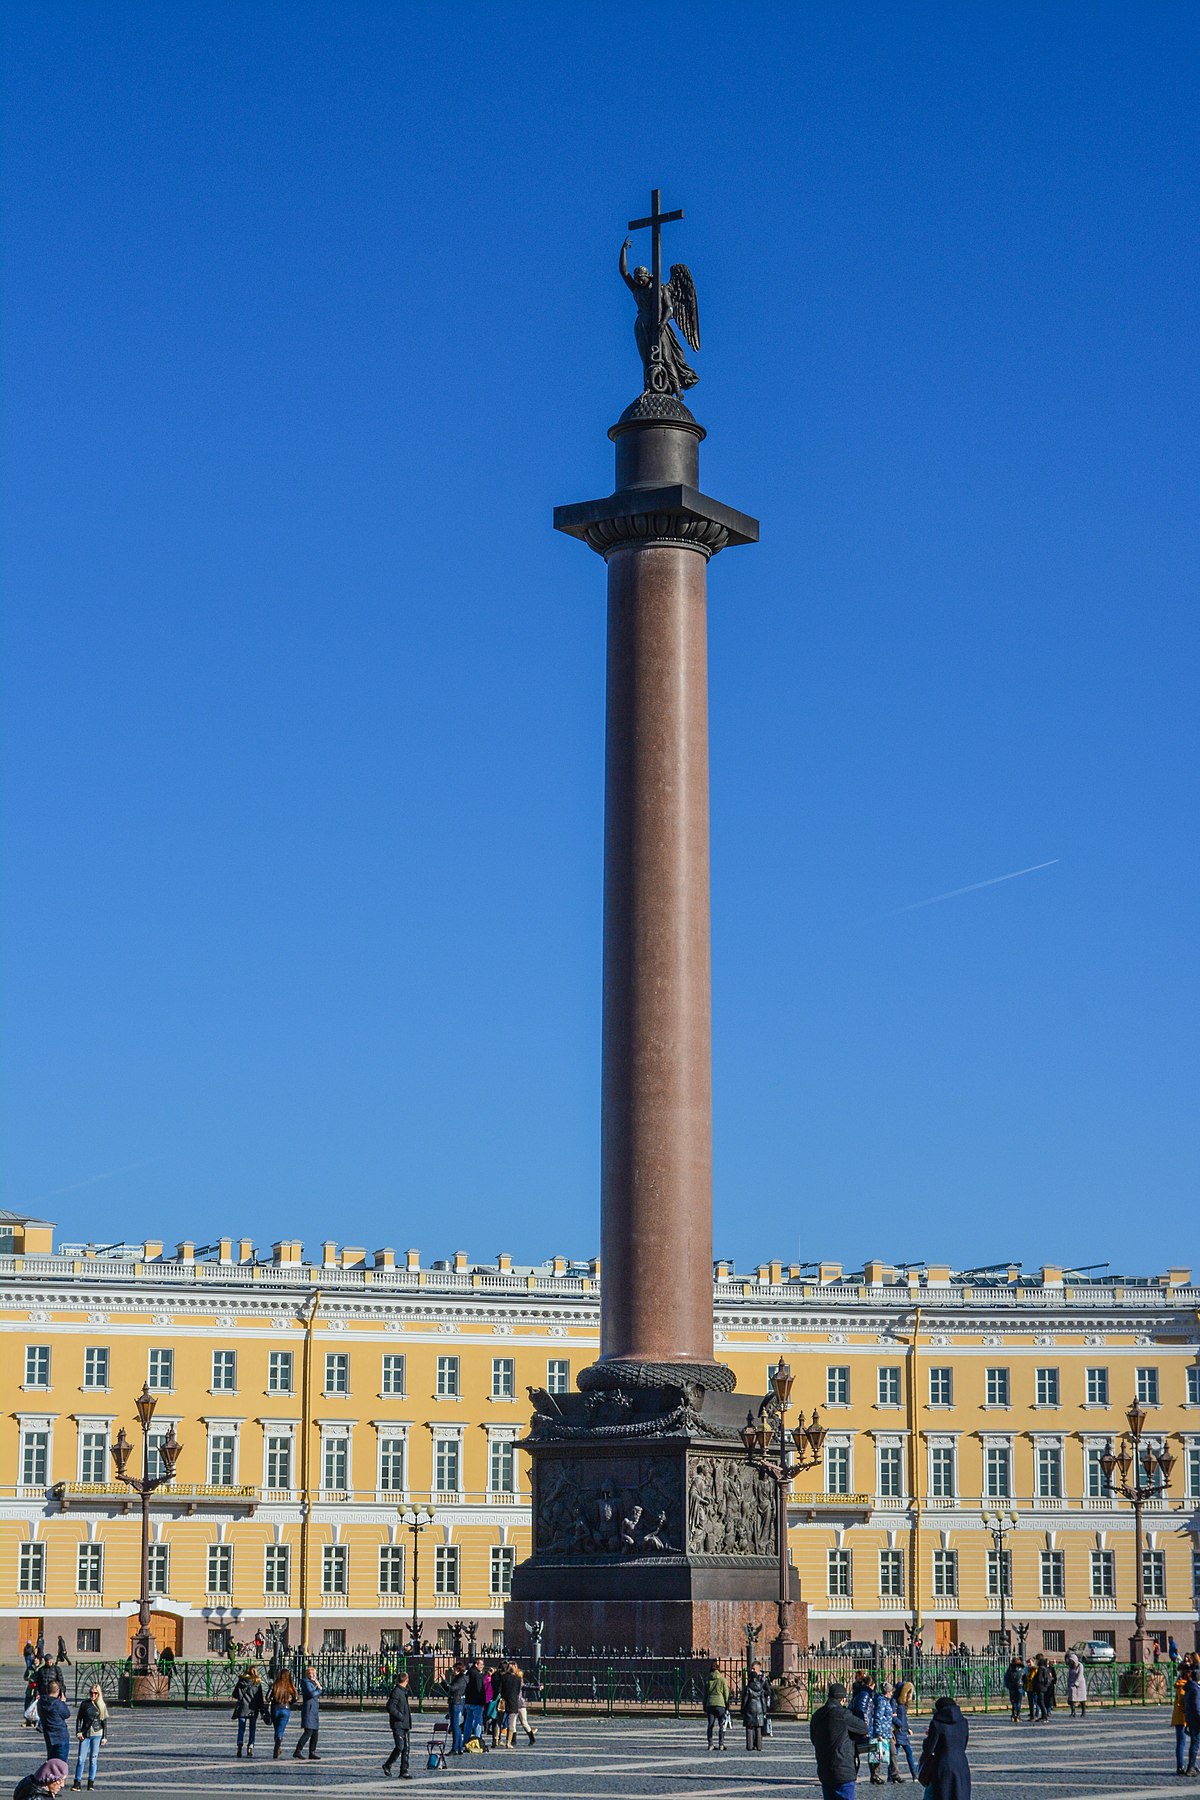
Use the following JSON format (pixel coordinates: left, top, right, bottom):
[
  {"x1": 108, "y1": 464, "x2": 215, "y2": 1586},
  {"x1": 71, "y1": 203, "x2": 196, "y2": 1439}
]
[
  {"x1": 322, "y1": 1545, "x2": 348, "y2": 1595},
  {"x1": 984, "y1": 1446, "x2": 1012, "y2": 1499},
  {"x1": 212, "y1": 1350, "x2": 236, "y2": 1391},
  {"x1": 207, "y1": 1544, "x2": 233, "y2": 1594},
  {"x1": 827, "y1": 1548, "x2": 852, "y2": 1597},
  {"x1": 77, "y1": 1543, "x2": 103, "y2": 1593},
  {"x1": 1192, "y1": 1550, "x2": 1200, "y2": 1599},
  {"x1": 83, "y1": 1346, "x2": 110, "y2": 1390},
  {"x1": 20, "y1": 1429, "x2": 49, "y2": 1486},
  {"x1": 1136, "y1": 1367, "x2": 1160, "y2": 1406},
  {"x1": 147, "y1": 1543, "x2": 169, "y2": 1594},
  {"x1": 825, "y1": 1443, "x2": 851, "y2": 1495},
  {"x1": 877, "y1": 1446, "x2": 903, "y2": 1498},
  {"x1": 1035, "y1": 1367, "x2": 1060, "y2": 1407},
  {"x1": 208, "y1": 1433, "x2": 236, "y2": 1486},
  {"x1": 1086, "y1": 1446, "x2": 1109, "y2": 1498},
  {"x1": 491, "y1": 1358, "x2": 515, "y2": 1399},
  {"x1": 76, "y1": 1630, "x2": 100, "y2": 1654},
  {"x1": 1036, "y1": 1446, "x2": 1063, "y2": 1499},
  {"x1": 268, "y1": 1351, "x2": 293, "y2": 1394},
  {"x1": 434, "y1": 1544, "x2": 459, "y2": 1596},
  {"x1": 1093, "y1": 1628, "x2": 1115, "y2": 1648},
  {"x1": 1188, "y1": 1368, "x2": 1200, "y2": 1407},
  {"x1": 985, "y1": 1367, "x2": 1010, "y2": 1407},
  {"x1": 547, "y1": 1359, "x2": 571, "y2": 1395},
  {"x1": 827, "y1": 1366, "x2": 850, "y2": 1406},
  {"x1": 1040, "y1": 1549, "x2": 1065, "y2": 1598},
  {"x1": 490, "y1": 1545, "x2": 516, "y2": 1597},
  {"x1": 24, "y1": 1346, "x2": 50, "y2": 1388},
  {"x1": 436, "y1": 1355, "x2": 460, "y2": 1397},
  {"x1": 324, "y1": 1352, "x2": 349, "y2": 1396},
  {"x1": 1091, "y1": 1549, "x2": 1115, "y2": 1599},
  {"x1": 930, "y1": 1446, "x2": 955, "y2": 1498},
  {"x1": 1143, "y1": 1549, "x2": 1165, "y2": 1600},
  {"x1": 1086, "y1": 1367, "x2": 1109, "y2": 1406},
  {"x1": 146, "y1": 1427, "x2": 171, "y2": 1482},
  {"x1": 379, "y1": 1545, "x2": 405, "y2": 1594},
  {"x1": 208, "y1": 1628, "x2": 230, "y2": 1653},
  {"x1": 381, "y1": 1354, "x2": 406, "y2": 1396},
  {"x1": 1186, "y1": 1449, "x2": 1200, "y2": 1502},
  {"x1": 322, "y1": 1628, "x2": 345, "y2": 1651},
  {"x1": 323, "y1": 1436, "x2": 348, "y2": 1491},
  {"x1": 929, "y1": 1368, "x2": 952, "y2": 1407},
  {"x1": 266, "y1": 1435, "x2": 292, "y2": 1489},
  {"x1": 879, "y1": 1549, "x2": 904, "y2": 1597},
  {"x1": 265, "y1": 1545, "x2": 290, "y2": 1595},
  {"x1": 79, "y1": 1430, "x2": 107, "y2": 1483},
  {"x1": 1043, "y1": 1629, "x2": 1065, "y2": 1653},
  {"x1": 148, "y1": 1348, "x2": 174, "y2": 1390},
  {"x1": 884, "y1": 1629, "x2": 906, "y2": 1650},
  {"x1": 489, "y1": 1437, "x2": 515, "y2": 1494},
  {"x1": 987, "y1": 1550, "x2": 1012, "y2": 1599},
  {"x1": 379, "y1": 1439, "x2": 406, "y2": 1492},
  {"x1": 434, "y1": 1438, "x2": 460, "y2": 1493},
  {"x1": 877, "y1": 1366, "x2": 902, "y2": 1407},
  {"x1": 932, "y1": 1549, "x2": 957, "y2": 1598},
  {"x1": 18, "y1": 1542, "x2": 45, "y2": 1594}
]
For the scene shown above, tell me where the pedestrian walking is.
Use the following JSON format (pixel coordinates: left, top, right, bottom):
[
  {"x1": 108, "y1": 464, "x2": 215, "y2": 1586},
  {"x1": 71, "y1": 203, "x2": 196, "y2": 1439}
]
[
  {"x1": 849, "y1": 1671, "x2": 874, "y2": 1726},
  {"x1": 269, "y1": 1671, "x2": 298, "y2": 1759},
  {"x1": 23, "y1": 1644, "x2": 36, "y2": 1677},
  {"x1": 446, "y1": 1662, "x2": 468, "y2": 1756},
  {"x1": 809, "y1": 1682, "x2": 869, "y2": 1800},
  {"x1": 484, "y1": 1665, "x2": 503, "y2": 1747},
  {"x1": 916, "y1": 1696, "x2": 971, "y2": 1800},
  {"x1": 1003, "y1": 1657, "x2": 1024, "y2": 1723},
  {"x1": 37, "y1": 1686, "x2": 71, "y2": 1765},
  {"x1": 463, "y1": 1659, "x2": 487, "y2": 1748},
  {"x1": 739, "y1": 1664, "x2": 769, "y2": 1752},
  {"x1": 499, "y1": 1663, "x2": 536, "y2": 1748},
  {"x1": 293, "y1": 1666, "x2": 322, "y2": 1760},
  {"x1": 231, "y1": 1665, "x2": 264, "y2": 1758},
  {"x1": 1181, "y1": 1664, "x2": 1200, "y2": 1778},
  {"x1": 56, "y1": 1639, "x2": 71, "y2": 1668},
  {"x1": 1043, "y1": 1657, "x2": 1058, "y2": 1713},
  {"x1": 13, "y1": 1760, "x2": 69, "y2": 1800},
  {"x1": 1065, "y1": 1652, "x2": 1087, "y2": 1719},
  {"x1": 867, "y1": 1682, "x2": 895, "y2": 1785},
  {"x1": 71, "y1": 1687, "x2": 107, "y2": 1791},
  {"x1": 704, "y1": 1661, "x2": 730, "y2": 1750},
  {"x1": 892, "y1": 1682, "x2": 918, "y2": 1783},
  {"x1": 382, "y1": 1671, "x2": 413, "y2": 1779},
  {"x1": 33, "y1": 1659, "x2": 59, "y2": 1701}
]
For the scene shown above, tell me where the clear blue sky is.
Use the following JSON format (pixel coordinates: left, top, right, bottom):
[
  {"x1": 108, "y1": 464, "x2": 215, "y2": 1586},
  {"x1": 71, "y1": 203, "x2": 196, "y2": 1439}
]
[{"x1": 2, "y1": 3, "x2": 1196, "y2": 1273}]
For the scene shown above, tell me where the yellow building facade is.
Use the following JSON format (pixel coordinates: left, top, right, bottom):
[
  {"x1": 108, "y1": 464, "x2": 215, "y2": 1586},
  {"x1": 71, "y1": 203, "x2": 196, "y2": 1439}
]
[{"x1": 2, "y1": 1213, "x2": 1198, "y2": 1660}]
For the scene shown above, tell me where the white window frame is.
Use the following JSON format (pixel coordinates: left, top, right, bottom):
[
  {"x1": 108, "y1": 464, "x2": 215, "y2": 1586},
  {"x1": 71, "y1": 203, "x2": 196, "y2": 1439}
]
[
  {"x1": 1036, "y1": 1444, "x2": 1063, "y2": 1500},
  {"x1": 1136, "y1": 1367, "x2": 1160, "y2": 1406},
  {"x1": 433, "y1": 1432, "x2": 462, "y2": 1496},
  {"x1": 929, "y1": 1367, "x2": 952, "y2": 1407},
  {"x1": 490, "y1": 1544, "x2": 516, "y2": 1597},
  {"x1": 1035, "y1": 1366, "x2": 1060, "y2": 1408},
  {"x1": 984, "y1": 1444, "x2": 1012, "y2": 1499},
  {"x1": 147, "y1": 1542, "x2": 169, "y2": 1595},
  {"x1": 1086, "y1": 1366, "x2": 1109, "y2": 1406},
  {"x1": 322, "y1": 1543, "x2": 348, "y2": 1595},
  {"x1": 879, "y1": 1548, "x2": 903, "y2": 1597},
  {"x1": 877, "y1": 1443, "x2": 903, "y2": 1499},
  {"x1": 379, "y1": 1544, "x2": 405, "y2": 1595},
  {"x1": 24, "y1": 1345, "x2": 51, "y2": 1388},
  {"x1": 1143, "y1": 1548, "x2": 1165, "y2": 1600},
  {"x1": 1040, "y1": 1548, "x2": 1065, "y2": 1598},
  {"x1": 381, "y1": 1354, "x2": 406, "y2": 1396},
  {"x1": 18, "y1": 1541, "x2": 45, "y2": 1594},
  {"x1": 546, "y1": 1359, "x2": 571, "y2": 1395},
  {"x1": 877, "y1": 1365, "x2": 902, "y2": 1407},
  {"x1": 433, "y1": 1543, "x2": 459, "y2": 1596},
  {"x1": 207, "y1": 1543, "x2": 233, "y2": 1595},
  {"x1": 1187, "y1": 1367, "x2": 1200, "y2": 1407},
  {"x1": 827, "y1": 1547, "x2": 852, "y2": 1597},
  {"x1": 436, "y1": 1355, "x2": 460, "y2": 1398},
  {"x1": 78, "y1": 1428, "x2": 108, "y2": 1484},
  {"x1": 987, "y1": 1548, "x2": 1012, "y2": 1599},
  {"x1": 377, "y1": 1431, "x2": 407, "y2": 1495},
  {"x1": 207, "y1": 1429, "x2": 238, "y2": 1487},
  {"x1": 264, "y1": 1430, "x2": 294, "y2": 1491},
  {"x1": 985, "y1": 1367, "x2": 1010, "y2": 1407},
  {"x1": 488, "y1": 1432, "x2": 517, "y2": 1496},
  {"x1": 825, "y1": 1440, "x2": 852, "y2": 1496},
  {"x1": 929, "y1": 1443, "x2": 956, "y2": 1499},
  {"x1": 211, "y1": 1349, "x2": 237, "y2": 1392},
  {"x1": 932, "y1": 1548, "x2": 957, "y2": 1599},
  {"x1": 826, "y1": 1365, "x2": 850, "y2": 1406},
  {"x1": 265, "y1": 1543, "x2": 290, "y2": 1596},
  {"x1": 77, "y1": 1542, "x2": 103, "y2": 1594},
  {"x1": 324, "y1": 1352, "x2": 350, "y2": 1396},
  {"x1": 491, "y1": 1357, "x2": 515, "y2": 1399},
  {"x1": 1090, "y1": 1548, "x2": 1115, "y2": 1600},
  {"x1": 148, "y1": 1347, "x2": 174, "y2": 1391},
  {"x1": 268, "y1": 1351, "x2": 294, "y2": 1394},
  {"x1": 19, "y1": 1424, "x2": 51, "y2": 1488},
  {"x1": 322, "y1": 1432, "x2": 350, "y2": 1493},
  {"x1": 83, "y1": 1346, "x2": 110, "y2": 1391}
]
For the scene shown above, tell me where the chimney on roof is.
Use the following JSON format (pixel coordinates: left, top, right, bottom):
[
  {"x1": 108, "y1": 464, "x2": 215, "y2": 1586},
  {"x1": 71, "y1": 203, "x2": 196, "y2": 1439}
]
[
  {"x1": 552, "y1": 1255, "x2": 567, "y2": 1276},
  {"x1": 1164, "y1": 1268, "x2": 1191, "y2": 1287},
  {"x1": 143, "y1": 1239, "x2": 163, "y2": 1261},
  {"x1": 218, "y1": 1237, "x2": 233, "y2": 1263},
  {"x1": 176, "y1": 1241, "x2": 194, "y2": 1261},
  {"x1": 273, "y1": 1240, "x2": 303, "y2": 1264},
  {"x1": 497, "y1": 1253, "x2": 511, "y2": 1272},
  {"x1": 405, "y1": 1249, "x2": 420, "y2": 1271},
  {"x1": 453, "y1": 1250, "x2": 468, "y2": 1272},
  {"x1": 373, "y1": 1248, "x2": 395, "y2": 1268},
  {"x1": 322, "y1": 1241, "x2": 338, "y2": 1266},
  {"x1": 341, "y1": 1246, "x2": 365, "y2": 1267},
  {"x1": 818, "y1": 1262, "x2": 842, "y2": 1283},
  {"x1": 864, "y1": 1259, "x2": 886, "y2": 1285},
  {"x1": 238, "y1": 1238, "x2": 254, "y2": 1263},
  {"x1": 1040, "y1": 1265, "x2": 1063, "y2": 1286}
]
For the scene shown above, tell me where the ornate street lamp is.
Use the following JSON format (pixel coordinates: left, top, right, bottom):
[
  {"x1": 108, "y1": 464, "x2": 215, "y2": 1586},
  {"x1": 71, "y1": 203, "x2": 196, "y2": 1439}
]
[
  {"x1": 110, "y1": 1384, "x2": 182, "y2": 1682},
  {"x1": 981, "y1": 1507, "x2": 1019, "y2": 1648},
  {"x1": 740, "y1": 1358, "x2": 826, "y2": 1678},
  {"x1": 400, "y1": 1506, "x2": 435, "y2": 1656},
  {"x1": 1100, "y1": 1399, "x2": 1175, "y2": 1665}
]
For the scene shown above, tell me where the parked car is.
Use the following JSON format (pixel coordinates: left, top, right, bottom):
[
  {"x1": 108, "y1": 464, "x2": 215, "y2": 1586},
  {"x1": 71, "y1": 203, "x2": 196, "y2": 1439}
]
[
  {"x1": 1070, "y1": 1639, "x2": 1116, "y2": 1663},
  {"x1": 833, "y1": 1640, "x2": 883, "y2": 1657}
]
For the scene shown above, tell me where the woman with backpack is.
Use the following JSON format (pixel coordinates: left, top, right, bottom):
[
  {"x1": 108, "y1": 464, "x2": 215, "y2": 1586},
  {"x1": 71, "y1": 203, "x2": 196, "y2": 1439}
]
[{"x1": 231, "y1": 1665, "x2": 264, "y2": 1758}]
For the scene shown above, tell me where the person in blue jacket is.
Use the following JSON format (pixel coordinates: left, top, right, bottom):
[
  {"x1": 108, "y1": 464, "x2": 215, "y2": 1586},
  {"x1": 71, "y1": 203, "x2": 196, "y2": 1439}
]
[{"x1": 292, "y1": 1667, "x2": 322, "y2": 1760}]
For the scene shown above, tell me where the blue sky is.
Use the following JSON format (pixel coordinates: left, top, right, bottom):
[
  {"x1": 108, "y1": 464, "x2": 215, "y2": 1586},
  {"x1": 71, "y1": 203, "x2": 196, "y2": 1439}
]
[{"x1": 2, "y1": 3, "x2": 1196, "y2": 1272}]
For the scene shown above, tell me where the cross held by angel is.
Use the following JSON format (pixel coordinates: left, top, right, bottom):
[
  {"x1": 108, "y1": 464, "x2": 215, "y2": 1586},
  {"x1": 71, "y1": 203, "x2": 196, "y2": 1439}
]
[{"x1": 619, "y1": 195, "x2": 700, "y2": 399}]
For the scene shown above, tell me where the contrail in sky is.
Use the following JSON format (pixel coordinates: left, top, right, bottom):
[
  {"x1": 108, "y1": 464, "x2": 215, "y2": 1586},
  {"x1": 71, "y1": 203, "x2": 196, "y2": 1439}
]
[
  {"x1": 881, "y1": 859, "x2": 1060, "y2": 918},
  {"x1": 25, "y1": 1157, "x2": 163, "y2": 1206}
]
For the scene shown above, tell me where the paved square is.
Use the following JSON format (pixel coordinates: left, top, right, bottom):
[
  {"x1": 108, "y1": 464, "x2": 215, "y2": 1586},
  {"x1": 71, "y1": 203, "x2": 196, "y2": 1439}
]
[{"x1": 3, "y1": 1696, "x2": 1188, "y2": 1800}]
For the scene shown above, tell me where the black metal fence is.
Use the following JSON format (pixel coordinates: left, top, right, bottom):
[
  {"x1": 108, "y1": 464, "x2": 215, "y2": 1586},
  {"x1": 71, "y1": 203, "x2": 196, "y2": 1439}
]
[{"x1": 68, "y1": 1647, "x2": 1173, "y2": 1716}]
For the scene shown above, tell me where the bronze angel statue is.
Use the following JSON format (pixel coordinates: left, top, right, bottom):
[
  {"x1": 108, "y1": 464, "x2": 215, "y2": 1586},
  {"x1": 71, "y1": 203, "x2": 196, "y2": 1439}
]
[{"x1": 620, "y1": 236, "x2": 700, "y2": 397}]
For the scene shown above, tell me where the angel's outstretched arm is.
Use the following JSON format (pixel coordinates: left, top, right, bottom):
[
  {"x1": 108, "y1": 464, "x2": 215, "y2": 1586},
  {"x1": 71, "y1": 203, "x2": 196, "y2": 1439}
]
[{"x1": 619, "y1": 236, "x2": 635, "y2": 290}]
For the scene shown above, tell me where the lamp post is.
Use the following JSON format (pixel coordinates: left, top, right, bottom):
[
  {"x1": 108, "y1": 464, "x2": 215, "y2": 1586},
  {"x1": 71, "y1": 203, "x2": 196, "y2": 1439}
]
[
  {"x1": 741, "y1": 1358, "x2": 826, "y2": 1678},
  {"x1": 1100, "y1": 1399, "x2": 1175, "y2": 1665},
  {"x1": 400, "y1": 1506, "x2": 434, "y2": 1656},
  {"x1": 109, "y1": 1383, "x2": 182, "y2": 1684},
  {"x1": 981, "y1": 1506, "x2": 1019, "y2": 1648}
]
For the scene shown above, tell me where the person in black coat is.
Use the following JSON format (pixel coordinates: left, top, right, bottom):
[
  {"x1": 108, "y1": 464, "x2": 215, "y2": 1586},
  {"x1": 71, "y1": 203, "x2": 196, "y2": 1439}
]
[
  {"x1": 36, "y1": 1688, "x2": 71, "y2": 1765},
  {"x1": 231, "y1": 1667, "x2": 264, "y2": 1758},
  {"x1": 382, "y1": 1672, "x2": 413, "y2": 1779},
  {"x1": 917, "y1": 1696, "x2": 971, "y2": 1800},
  {"x1": 809, "y1": 1683, "x2": 869, "y2": 1800}
]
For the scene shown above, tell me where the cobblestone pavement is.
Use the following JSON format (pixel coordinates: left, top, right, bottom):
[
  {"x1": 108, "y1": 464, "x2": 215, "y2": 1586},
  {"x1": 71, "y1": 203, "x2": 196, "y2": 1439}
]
[{"x1": 2, "y1": 1697, "x2": 1188, "y2": 1800}]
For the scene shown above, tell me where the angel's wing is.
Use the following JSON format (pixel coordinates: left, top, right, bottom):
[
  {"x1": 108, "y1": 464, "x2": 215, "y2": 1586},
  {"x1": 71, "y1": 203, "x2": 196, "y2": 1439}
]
[{"x1": 667, "y1": 263, "x2": 700, "y2": 351}]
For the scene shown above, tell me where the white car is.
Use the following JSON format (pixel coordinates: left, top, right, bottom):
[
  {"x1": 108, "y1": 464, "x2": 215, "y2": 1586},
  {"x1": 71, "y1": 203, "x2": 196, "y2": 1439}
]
[{"x1": 1070, "y1": 1639, "x2": 1116, "y2": 1663}]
